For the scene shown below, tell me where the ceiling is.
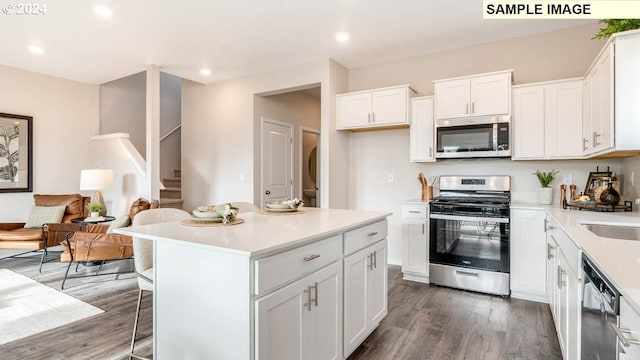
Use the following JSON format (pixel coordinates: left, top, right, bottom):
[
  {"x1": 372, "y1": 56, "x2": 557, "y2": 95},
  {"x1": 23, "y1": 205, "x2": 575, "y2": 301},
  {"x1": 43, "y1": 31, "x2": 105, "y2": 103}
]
[{"x1": 0, "y1": 0, "x2": 595, "y2": 85}]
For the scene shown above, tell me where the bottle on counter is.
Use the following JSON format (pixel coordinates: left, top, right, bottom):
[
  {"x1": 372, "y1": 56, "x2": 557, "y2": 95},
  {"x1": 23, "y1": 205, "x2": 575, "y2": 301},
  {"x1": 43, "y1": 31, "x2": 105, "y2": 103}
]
[
  {"x1": 569, "y1": 184, "x2": 577, "y2": 201},
  {"x1": 560, "y1": 184, "x2": 567, "y2": 208}
]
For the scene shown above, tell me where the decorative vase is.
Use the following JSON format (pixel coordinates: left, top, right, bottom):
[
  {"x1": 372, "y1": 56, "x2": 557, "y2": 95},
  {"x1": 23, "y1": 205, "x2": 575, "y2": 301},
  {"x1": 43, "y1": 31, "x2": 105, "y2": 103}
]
[
  {"x1": 599, "y1": 181, "x2": 621, "y2": 205},
  {"x1": 90, "y1": 211, "x2": 99, "y2": 218},
  {"x1": 538, "y1": 187, "x2": 553, "y2": 205}
]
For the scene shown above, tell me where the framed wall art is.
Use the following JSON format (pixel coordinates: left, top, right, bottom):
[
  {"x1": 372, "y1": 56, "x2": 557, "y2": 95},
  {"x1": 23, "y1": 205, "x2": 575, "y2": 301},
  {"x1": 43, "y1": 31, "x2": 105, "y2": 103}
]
[{"x1": 0, "y1": 113, "x2": 33, "y2": 193}]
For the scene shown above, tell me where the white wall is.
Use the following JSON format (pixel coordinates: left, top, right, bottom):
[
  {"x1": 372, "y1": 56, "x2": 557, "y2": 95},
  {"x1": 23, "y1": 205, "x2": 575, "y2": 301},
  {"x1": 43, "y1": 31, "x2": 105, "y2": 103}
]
[
  {"x1": 622, "y1": 156, "x2": 640, "y2": 206},
  {"x1": 181, "y1": 60, "x2": 348, "y2": 212},
  {"x1": 346, "y1": 23, "x2": 616, "y2": 265},
  {"x1": 100, "y1": 71, "x2": 146, "y2": 156},
  {"x1": 0, "y1": 65, "x2": 97, "y2": 221},
  {"x1": 254, "y1": 90, "x2": 320, "y2": 204}
]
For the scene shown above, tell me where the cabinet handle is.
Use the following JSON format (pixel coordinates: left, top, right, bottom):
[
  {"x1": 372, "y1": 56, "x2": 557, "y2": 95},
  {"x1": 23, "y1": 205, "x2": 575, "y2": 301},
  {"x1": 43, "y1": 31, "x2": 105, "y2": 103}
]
[
  {"x1": 303, "y1": 254, "x2": 320, "y2": 262},
  {"x1": 594, "y1": 132, "x2": 601, "y2": 146},
  {"x1": 456, "y1": 270, "x2": 479, "y2": 277},
  {"x1": 465, "y1": 103, "x2": 469, "y2": 115},
  {"x1": 367, "y1": 231, "x2": 378, "y2": 237},
  {"x1": 372, "y1": 113, "x2": 375, "y2": 122},
  {"x1": 368, "y1": 113, "x2": 371, "y2": 123},
  {"x1": 583, "y1": 138, "x2": 589, "y2": 151},
  {"x1": 408, "y1": 210, "x2": 421, "y2": 213},
  {"x1": 471, "y1": 102, "x2": 475, "y2": 114},
  {"x1": 543, "y1": 218, "x2": 548, "y2": 232},
  {"x1": 373, "y1": 250, "x2": 377, "y2": 269},
  {"x1": 429, "y1": 146, "x2": 433, "y2": 158},
  {"x1": 422, "y1": 223, "x2": 425, "y2": 235},
  {"x1": 557, "y1": 266, "x2": 566, "y2": 289},
  {"x1": 303, "y1": 287, "x2": 312, "y2": 311},
  {"x1": 367, "y1": 254, "x2": 374, "y2": 270},
  {"x1": 310, "y1": 282, "x2": 318, "y2": 307},
  {"x1": 611, "y1": 323, "x2": 640, "y2": 347},
  {"x1": 547, "y1": 243, "x2": 556, "y2": 260}
]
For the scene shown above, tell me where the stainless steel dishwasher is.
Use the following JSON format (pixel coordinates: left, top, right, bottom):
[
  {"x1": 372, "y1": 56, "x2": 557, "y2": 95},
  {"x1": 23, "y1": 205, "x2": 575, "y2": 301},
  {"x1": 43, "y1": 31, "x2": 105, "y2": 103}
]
[{"x1": 581, "y1": 255, "x2": 620, "y2": 360}]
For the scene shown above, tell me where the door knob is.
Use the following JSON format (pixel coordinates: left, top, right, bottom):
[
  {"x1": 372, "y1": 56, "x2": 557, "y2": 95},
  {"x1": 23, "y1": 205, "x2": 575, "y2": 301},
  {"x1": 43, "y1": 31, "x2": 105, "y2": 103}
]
[{"x1": 265, "y1": 190, "x2": 271, "y2": 195}]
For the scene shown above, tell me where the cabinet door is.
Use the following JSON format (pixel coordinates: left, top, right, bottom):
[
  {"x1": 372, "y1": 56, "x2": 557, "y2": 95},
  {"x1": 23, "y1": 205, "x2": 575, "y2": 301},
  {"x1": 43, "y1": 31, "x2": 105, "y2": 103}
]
[
  {"x1": 256, "y1": 276, "x2": 307, "y2": 360},
  {"x1": 410, "y1": 97, "x2": 435, "y2": 162},
  {"x1": 306, "y1": 262, "x2": 342, "y2": 360},
  {"x1": 619, "y1": 298, "x2": 640, "y2": 360},
  {"x1": 545, "y1": 80, "x2": 583, "y2": 159},
  {"x1": 556, "y1": 253, "x2": 569, "y2": 359},
  {"x1": 402, "y1": 222, "x2": 428, "y2": 275},
  {"x1": 470, "y1": 73, "x2": 511, "y2": 117},
  {"x1": 371, "y1": 87, "x2": 408, "y2": 126},
  {"x1": 343, "y1": 246, "x2": 370, "y2": 356},
  {"x1": 337, "y1": 93, "x2": 372, "y2": 129},
  {"x1": 510, "y1": 209, "x2": 546, "y2": 300},
  {"x1": 368, "y1": 240, "x2": 388, "y2": 327},
  {"x1": 435, "y1": 79, "x2": 470, "y2": 119},
  {"x1": 512, "y1": 86, "x2": 545, "y2": 159},
  {"x1": 546, "y1": 216, "x2": 559, "y2": 323},
  {"x1": 595, "y1": 45, "x2": 614, "y2": 152},
  {"x1": 582, "y1": 77, "x2": 592, "y2": 154},
  {"x1": 565, "y1": 264, "x2": 580, "y2": 360}
]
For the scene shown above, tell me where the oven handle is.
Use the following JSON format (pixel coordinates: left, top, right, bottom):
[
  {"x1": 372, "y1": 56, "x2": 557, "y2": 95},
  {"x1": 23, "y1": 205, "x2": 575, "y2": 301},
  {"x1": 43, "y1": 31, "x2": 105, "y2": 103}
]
[{"x1": 429, "y1": 213, "x2": 510, "y2": 224}]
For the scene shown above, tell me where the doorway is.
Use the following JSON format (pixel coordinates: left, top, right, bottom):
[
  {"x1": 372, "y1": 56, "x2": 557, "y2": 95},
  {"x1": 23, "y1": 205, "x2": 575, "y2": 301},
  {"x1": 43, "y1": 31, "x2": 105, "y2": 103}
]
[
  {"x1": 261, "y1": 117, "x2": 294, "y2": 207},
  {"x1": 300, "y1": 128, "x2": 320, "y2": 207}
]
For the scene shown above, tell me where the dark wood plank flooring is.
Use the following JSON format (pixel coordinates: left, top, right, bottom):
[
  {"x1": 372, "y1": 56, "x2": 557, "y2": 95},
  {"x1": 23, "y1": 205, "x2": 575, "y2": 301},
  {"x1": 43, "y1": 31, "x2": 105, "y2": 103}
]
[{"x1": 1, "y1": 252, "x2": 560, "y2": 360}]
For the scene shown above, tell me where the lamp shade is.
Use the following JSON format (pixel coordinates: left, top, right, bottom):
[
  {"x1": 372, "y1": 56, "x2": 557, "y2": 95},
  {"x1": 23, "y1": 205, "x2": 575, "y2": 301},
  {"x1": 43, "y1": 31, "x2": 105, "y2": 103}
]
[{"x1": 80, "y1": 169, "x2": 114, "y2": 190}]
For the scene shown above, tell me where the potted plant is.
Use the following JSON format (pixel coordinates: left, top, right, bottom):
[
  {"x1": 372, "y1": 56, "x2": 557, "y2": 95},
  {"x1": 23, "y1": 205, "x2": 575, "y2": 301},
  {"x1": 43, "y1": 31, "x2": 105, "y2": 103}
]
[
  {"x1": 593, "y1": 19, "x2": 640, "y2": 39},
  {"x1": 87, "y1": 203, "x2": 104, "y2": 218},
  {"x1": 534, "y1": 170, "x2": 559, "y2": 205}
]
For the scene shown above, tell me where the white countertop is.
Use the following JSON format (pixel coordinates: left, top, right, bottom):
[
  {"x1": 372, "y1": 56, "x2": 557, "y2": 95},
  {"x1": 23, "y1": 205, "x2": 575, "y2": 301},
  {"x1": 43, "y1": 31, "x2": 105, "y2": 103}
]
[
  {"x1": 115, "y1": 208, "x2": 391, "y2": 258},
  {"x1": 512, "y1": 202, "x2": 640, "y2": 314},
  {"x1": 403, "y1": 199, "x2": 431, "y2": 205}
]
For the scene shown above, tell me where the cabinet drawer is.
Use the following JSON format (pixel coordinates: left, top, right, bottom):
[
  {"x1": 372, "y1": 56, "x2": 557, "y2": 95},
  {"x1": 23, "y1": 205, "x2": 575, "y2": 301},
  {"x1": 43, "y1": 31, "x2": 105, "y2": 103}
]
[
  {"x1": 556, "y1": 228, "x2": 580, "y2": 275},
  {"x1": 344, "y1": 220, "x2": 387, "y2": 255},
  {"x1": 401, "y1": 204, "x2": 428, "y2": 221},
  {"x1": 255, "y1": 235, "x2": 342, "y2": 296}
]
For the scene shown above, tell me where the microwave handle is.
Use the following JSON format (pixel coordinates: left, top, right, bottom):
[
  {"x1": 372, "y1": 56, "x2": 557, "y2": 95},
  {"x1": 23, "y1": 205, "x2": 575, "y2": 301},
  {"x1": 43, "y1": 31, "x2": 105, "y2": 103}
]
[{"x1": 492, "y1": 123, "x2": 499, "y2": 154}]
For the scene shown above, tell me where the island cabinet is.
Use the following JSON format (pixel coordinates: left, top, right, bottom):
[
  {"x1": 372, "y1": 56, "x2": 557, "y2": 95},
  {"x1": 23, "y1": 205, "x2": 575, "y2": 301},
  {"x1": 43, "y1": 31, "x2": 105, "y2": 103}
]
[
  {"x1": 343, "y1": 222, "x2": 388, "y2": 357},
  {"x1": 116, "y1": 209, "x2": 390, "y2": 360},
  {"x1": 336, "y1": 85, "x2": 414, "y2": 130},
  {"x1": 434, "y1": 70, "x2": 512, "y2": 120}
]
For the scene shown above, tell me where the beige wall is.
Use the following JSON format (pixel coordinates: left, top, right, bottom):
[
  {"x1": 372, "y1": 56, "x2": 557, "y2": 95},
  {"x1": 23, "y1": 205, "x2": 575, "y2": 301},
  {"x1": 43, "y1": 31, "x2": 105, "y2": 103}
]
[
  {"x1": 254, "y1": 90, "x2": 320, "y2": 203},
  {"x1": 0, "y1": 65, "x2": 97, "y2": 220},
  {"x1": 622, "y1": 156, "x2": 640, "y2": 205},
  {"x1": 181, "y1": 60, "x2": 349, "y2": 212},
  {"x1": 346, "y1": 23, "x2": 616, "y2": 265},
  {"x1": 159, "y1": 73, "x2": 182, "y2": 181}
]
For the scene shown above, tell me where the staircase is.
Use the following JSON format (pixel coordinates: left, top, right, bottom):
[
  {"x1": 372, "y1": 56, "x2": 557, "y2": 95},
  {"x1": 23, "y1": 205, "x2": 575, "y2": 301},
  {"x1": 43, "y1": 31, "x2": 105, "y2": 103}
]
[{"x1": 159, "y1": 169, "x2": 184, "y2": 209}]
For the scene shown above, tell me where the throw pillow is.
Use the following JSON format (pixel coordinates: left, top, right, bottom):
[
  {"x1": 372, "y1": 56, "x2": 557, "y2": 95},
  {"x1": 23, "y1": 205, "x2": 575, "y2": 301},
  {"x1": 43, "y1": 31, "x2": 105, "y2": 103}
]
[
  {"x1": 106, "y1": 214, "x2": 131, "y2": 234},
  {"x1": 24, "y1": 205, "x2": 66, "y2": 228}
]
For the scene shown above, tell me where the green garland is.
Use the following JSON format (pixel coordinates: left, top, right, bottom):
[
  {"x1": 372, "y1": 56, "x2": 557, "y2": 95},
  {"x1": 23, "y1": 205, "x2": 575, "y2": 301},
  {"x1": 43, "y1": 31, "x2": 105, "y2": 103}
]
[{"x1": 593, "y1": 19, "x2": 640, "y2": 39}]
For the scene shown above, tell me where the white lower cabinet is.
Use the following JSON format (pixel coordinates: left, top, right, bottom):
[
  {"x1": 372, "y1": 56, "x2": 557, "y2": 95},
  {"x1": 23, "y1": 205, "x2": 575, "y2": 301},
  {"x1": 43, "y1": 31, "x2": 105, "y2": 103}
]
[
  {"x1": 256, "y1": 262, "x2": 341, "y2": 360},
  {"x1": 343, "y1": 239, "x2": 388, "y2": 357},
  {"x1": 618, "y1": 298, "x2": 640, "y2": 360},
  {"x1": 510, "y1": 208, "x2": 547, "y2": 301},
  {"x1": 401, "y1": 203, "x2": 429, "y2": 283}
]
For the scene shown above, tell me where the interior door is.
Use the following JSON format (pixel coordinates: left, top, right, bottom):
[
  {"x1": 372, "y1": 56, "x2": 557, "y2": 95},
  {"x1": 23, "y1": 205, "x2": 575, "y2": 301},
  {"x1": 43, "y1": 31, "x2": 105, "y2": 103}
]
[{"x1": 262, "y1": 118, "x2": 293, "y2": 206}]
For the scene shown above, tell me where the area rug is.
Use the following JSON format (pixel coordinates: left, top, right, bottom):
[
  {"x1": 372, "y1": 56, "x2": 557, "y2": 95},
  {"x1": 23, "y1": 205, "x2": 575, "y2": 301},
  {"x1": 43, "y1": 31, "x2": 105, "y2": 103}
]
[{"x1": 0, "y1": 269, "x2": 104, "y2": 345}]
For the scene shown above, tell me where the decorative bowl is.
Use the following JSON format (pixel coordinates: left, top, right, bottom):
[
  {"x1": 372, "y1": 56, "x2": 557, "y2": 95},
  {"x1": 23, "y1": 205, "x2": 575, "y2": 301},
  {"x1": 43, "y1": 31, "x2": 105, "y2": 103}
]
[
  {"x1": 265, "y1": 201, "x2": 291, "y2": 209},
  {"x1": 192, "y1": 209, "x2": 222, "y2": 219}
]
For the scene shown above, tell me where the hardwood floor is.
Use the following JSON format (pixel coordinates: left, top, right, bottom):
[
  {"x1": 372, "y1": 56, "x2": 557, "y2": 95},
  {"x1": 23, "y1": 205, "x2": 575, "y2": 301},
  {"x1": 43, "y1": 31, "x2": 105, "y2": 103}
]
[
  {"x1": 348, "y1": 267, "x2": 562, "y2": 360},
  {"x1": 1, "y1": 252, "x2": 560, "y2": 360}
]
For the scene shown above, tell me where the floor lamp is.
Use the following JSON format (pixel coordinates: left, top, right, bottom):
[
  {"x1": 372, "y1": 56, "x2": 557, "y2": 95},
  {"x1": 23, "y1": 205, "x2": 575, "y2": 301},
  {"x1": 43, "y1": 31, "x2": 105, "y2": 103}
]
[{"x1": 80, "y1": 169, "x2": 114, "y2": 217}]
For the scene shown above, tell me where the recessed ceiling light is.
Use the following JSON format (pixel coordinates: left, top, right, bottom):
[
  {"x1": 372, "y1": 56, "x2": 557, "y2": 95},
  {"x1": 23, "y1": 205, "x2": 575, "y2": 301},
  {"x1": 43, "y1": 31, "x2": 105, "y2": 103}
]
[
  {"x1": 200, "y1": 68, "x2": 211, "y2": 76},
  {"x1": 28, "y1": 44, "x2": 44, "y2": 55},
  {"x1": 335, "y1": 32, "x2": 350, "y2": 43},
  {"x1": 93, "y1": 4, "x2": 113, "y2": 18}
]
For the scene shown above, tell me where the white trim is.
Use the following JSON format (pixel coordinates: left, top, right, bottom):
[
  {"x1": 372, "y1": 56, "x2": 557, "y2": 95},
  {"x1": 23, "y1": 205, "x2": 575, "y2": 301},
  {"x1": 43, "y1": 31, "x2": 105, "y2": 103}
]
[
  {"x1": 402, "y1": 272, "x2": 429, "y2": 284},
  {"x1": 90, "y1": 132, "x2": 130, "y2": 141},
  {"x1": 298, "y1": 126, "x2": 320, "y2": 207},
  {"x1": 512, "y1": 77, "x2": 584, "y2": 89},
  {"x1": 510, "y1": 290, "x2": 549, "y2": 304},
  {"x1": 160, "y1": 124, "x2": 182, "y2": 142},
  {"x1": 432, "y1": 69, "x2": 514, "y2": 84},
  {"x1": 336, "y1": 84, "x2": 416, "y2": 97}
]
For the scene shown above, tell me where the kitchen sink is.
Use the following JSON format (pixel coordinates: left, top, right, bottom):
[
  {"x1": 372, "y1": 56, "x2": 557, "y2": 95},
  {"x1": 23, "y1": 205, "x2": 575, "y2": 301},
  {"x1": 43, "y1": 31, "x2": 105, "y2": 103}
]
[{"x1": 582, "y1": 223, "x2": 640, "y2": 241}]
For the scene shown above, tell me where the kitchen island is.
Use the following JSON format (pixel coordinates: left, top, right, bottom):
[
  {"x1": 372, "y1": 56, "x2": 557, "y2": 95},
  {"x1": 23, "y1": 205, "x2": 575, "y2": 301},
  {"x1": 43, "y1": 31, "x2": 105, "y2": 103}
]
[{"x1": 116, "y1": 208, "x2": 391, "y2": 360}]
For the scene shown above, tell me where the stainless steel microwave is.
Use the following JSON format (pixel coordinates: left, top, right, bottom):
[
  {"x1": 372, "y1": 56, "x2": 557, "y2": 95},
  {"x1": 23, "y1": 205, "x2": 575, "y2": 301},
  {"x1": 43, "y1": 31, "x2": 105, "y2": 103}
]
[{"x1": 435, "y1": 116, "x2": 511, "y2": 159}]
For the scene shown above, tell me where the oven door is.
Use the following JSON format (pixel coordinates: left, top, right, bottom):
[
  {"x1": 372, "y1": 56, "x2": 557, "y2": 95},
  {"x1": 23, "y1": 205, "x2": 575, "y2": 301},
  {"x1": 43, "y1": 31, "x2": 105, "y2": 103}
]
[{"x1": 429, "y1": 213, "x2": 510, "y2": 273}]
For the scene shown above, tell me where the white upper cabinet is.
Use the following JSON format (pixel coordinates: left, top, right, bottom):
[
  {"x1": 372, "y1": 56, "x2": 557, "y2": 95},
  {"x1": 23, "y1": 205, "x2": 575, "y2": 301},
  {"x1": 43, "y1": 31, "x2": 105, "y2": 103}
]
[
  {"x1": 512, "y1": 79, "x2": 582, "y2": 160},
  {"x1": 409, "y1": 96, "x2": 435, "y2": 162},
  {"x1": 434, "y1": 70, "x2": 512, "y2": 120},
  {"x1": 582, "y1": 31, "x2": 640, "y2": 157},
  {"x1": 336, "y1": 85, "x2": 413, "y2": 130}
]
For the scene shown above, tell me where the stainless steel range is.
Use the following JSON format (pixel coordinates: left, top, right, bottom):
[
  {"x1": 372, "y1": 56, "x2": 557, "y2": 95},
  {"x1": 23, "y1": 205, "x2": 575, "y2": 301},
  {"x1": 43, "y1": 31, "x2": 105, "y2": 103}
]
[{"x1": 429, "y1": 175, "x2": 511, "y2": 296}]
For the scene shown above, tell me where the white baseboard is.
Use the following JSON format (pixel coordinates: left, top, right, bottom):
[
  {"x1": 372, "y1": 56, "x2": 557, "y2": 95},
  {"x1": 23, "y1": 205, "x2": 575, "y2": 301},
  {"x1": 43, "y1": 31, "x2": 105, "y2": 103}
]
[
  {"x1": 402, "y1": 271, "x2": 429, "y2": 284},
  {"x1": 511, "y1": 289, "x2": 548, "y2": 303}
]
